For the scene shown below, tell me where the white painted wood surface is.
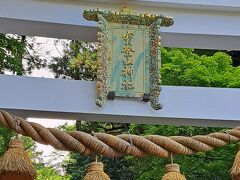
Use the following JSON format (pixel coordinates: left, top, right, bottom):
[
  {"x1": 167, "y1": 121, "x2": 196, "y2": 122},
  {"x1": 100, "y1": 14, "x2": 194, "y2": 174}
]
[
  {"x1": 0, "y1": 75, "x2": 239, "y2": 127},
  {"x1": 0, "y1": 0, "x2": 240, "y2": 49}
]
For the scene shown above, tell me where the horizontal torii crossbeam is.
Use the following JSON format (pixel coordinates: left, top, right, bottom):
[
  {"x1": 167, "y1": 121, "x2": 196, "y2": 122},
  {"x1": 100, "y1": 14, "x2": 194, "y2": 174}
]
[
  {"x1": 0, "y1": 75, "x2": 239, "y2": 128},
  {"x1": 0, "y1": 0, "x2": 240, "y2": 50}
]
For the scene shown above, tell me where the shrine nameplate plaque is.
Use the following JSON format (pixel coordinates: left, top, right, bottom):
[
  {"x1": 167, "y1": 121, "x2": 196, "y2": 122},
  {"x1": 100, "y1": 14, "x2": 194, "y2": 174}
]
[{"x1": 83, "y1": 9, "x2": 173, "y2": 110}]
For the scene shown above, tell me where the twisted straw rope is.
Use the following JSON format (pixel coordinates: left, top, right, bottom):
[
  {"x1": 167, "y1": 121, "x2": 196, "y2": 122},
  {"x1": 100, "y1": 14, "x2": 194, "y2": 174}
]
[{"x1": 0, "y1": 110, "x2": 239, "y2": 158}]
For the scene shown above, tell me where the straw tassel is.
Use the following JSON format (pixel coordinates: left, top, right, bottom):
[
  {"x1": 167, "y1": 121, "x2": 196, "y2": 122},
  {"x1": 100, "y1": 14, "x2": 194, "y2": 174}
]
[
  {"x1": 231, "y1": 144, "x2": 240, "y2": 180},
  {"x1": 83, "y1": 162, "x2": 110, "y2": 180},
  {"x1": 162, "y1": 164, "x2": 186, "y2": 180},
  {"x1": 0, "y1": 139, "x2": 36, "y2": 180}
]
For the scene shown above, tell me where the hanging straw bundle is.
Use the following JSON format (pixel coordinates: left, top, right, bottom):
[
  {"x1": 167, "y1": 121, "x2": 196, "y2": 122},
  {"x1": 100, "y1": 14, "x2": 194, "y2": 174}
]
[
  {"x1": 83, "y1": 162, "x2": 110, "y2": 180},
  {"x1": 231, "y1": 144, "x2": 240, "y2": 180},
  {"x1": 162, "y1": 163, "x2": 186, "y2": 180},
  {"x1": 0, "y1": 139, "x2": 36, "y2": 180}
]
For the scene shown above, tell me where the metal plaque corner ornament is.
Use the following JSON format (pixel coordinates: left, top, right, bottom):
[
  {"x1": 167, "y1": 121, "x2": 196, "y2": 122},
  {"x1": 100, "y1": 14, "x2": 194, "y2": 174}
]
[{"x1": 83, "y1": 9, "x2": 174, "y2": 110}]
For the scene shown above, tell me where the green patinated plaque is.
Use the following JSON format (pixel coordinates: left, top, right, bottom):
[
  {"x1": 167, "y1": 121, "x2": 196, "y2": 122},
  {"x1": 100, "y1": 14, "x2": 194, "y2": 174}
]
[
  {"x1": 108, "y1": 24, "x2": 149, "y2": 97},
  {"x1": 83, "y1": 8, "x2": 173, "y2": 110}
]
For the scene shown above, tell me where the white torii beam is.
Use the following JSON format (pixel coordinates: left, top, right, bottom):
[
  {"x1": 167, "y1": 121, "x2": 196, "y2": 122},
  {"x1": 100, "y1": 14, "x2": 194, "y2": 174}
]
[
  {"x1": 0, "y1": 75, "x2": 239, "y2": 128},
  {"x1": 0, "y1": 0, "x2": 240, "y2": 50}
]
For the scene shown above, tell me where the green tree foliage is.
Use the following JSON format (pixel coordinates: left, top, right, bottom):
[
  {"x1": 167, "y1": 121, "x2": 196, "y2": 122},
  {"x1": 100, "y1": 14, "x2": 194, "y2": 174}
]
[
  {"x1": 0, "y1": 34, "x2": 47, "y2": 75},
  {"x1": 49, "y1": 41, "x2": 97, "y2": 80},
  {"x1": 0, "y1": 125, "x2": 13, "y2": 156},
  {"x1": 161, "y1": 48, "x2": 240, "y2": 87},
  {"x1": 37, "y1": 167, "x2": 71, "y2": 180},
  {"x1": 0, "y1": 34, "x2": 25, "y2": 74}
]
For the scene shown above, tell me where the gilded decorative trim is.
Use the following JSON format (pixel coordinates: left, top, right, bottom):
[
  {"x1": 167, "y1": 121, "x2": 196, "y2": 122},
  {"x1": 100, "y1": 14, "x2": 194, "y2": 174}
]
[
  {"x1": 149, "y1": 19, "x2": 163, "y2": 110},
  {"x1": 83, "y1": 9, "x2": 173, "y2": 27},
  {"x1": 96, "y1": 14, "x2": 108, "y2": 107}
]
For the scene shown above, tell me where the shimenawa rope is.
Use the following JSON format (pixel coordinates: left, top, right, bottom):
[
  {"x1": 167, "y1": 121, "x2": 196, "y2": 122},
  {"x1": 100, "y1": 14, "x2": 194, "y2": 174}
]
[{"x1": 0, "y1": 110, "x2": 240, "y2": 158}]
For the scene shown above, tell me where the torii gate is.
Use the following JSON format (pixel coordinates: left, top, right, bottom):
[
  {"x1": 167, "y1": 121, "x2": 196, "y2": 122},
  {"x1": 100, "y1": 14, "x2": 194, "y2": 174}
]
[
  {"x1": 0, "y1": 0, "x2": 240, "y2": 128},
  {"x1": 1, "y1": 0, "x2": 240, "y2": 179}
]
